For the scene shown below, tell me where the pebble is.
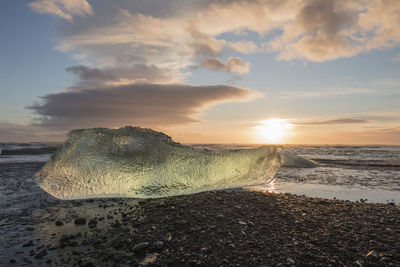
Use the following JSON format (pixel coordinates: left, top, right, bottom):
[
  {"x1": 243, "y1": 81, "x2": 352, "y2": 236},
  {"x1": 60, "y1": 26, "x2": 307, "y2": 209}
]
[
  {"x1": 286, "y1": 258, "x2": 295, "y2": 265},
  {"x1": 132, "y1": 242, "x2": 149, "y2": 253},
  {"x1": 228, "y1": 244, "x2": 235, "y2": 249},
  {"x1": 35, "y1": 250, "x2": 47, "y2": 259},
  {"x1": 153, "y1": 241, "x2": 164, "y2": 251},
  {"x1": 22, "y1": 240, "x2": 34, "y2": 247},
  {"x1": 200, "y1": 247, "x2": 209, "y2": 253},
  {"x1": 74, "y1": 217, "x2": 86, "y2": 225},
  {"x1": 88, "y1": 219, "x2": 98, "y2": 228},
  {"x1": 365, "y1": 250, "x2": 378, "y2": 258},
  {"x1": 4, "y1": 186, "x2": 400, "y2": 266}
]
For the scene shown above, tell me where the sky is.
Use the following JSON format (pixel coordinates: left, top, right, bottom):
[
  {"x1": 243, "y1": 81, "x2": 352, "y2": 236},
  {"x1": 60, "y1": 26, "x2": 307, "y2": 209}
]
[{"x1": 0, "y1": 0, "x2": 399, "y2": 144}]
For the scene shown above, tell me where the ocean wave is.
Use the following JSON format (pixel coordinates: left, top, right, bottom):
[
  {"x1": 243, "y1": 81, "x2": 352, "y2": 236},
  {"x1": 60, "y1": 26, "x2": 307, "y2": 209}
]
[
  {"x1": 310, "y1": 158, "x2": 400, "y2": 168},
  {"x1": 0, "y1": 146, "x2": 59, "y2": 155}
]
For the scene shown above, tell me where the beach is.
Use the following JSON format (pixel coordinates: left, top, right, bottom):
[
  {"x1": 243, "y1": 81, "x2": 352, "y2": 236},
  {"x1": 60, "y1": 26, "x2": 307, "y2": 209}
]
[
  {"x1": 1, "y1": 162, "x2": 400, "y2": 266},
  {"x1": 3, "y1": 0, "x2": 400, "y2": 265}
]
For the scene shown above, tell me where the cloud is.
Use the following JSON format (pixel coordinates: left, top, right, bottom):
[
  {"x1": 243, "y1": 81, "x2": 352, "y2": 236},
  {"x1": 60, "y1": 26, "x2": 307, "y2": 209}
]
[
  {"x1": 228, "y1": 41, "x2": 260, "y2": 54},
  {"x1": 326, "y1": 126, "x2": 400, "y2": 145},
  {"x1": 65, "y1": 64, "x2": 182, "y2": 86},
  {"x1": 290, "y1": 125, "x2": 400, "y2": 145},
  {"x1": 193, "y1": 0, "x2": 296, "y2": 36},
  {"x1": 295, "y1": 118, "x2": 370, "y2": 125},
  {"x1": 22, "y1": 0, "x2": 400, "y2": 142},
  {"x1": 201, "y1": 57, "x2": 250, "y2": 74},
  {"x1": 28, "y1": 84, "x2": 258, "y2": 129},
  {"x1": 0, "y1": 122, "x2": 65, "y2": 142},
  {"x1": 276, "y1": 87, "x2": 400, "y2": 99},
  {"x1": 270, "y1": 0, "x2": 358, "y2": 61},
  {"x1": 40, "y1": 0, "x2": 400, "y2": 74},
  {"x1": 188, "y1": 29, "x2": 226, "y2": 57},
  {"x1": 29, "y1": 0, "x2": 92, "y2": 22}
]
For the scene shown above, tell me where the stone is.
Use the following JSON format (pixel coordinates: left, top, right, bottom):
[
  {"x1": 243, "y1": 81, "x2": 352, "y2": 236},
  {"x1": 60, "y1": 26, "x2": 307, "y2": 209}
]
[
  {"x1": 286, "y1": 258, "x2": 295, "y2": 265},
  {"x1": 22, "y1": 240, "x2": 34, "y2": 247},
  {"x1": 74, "y1": 217, "x2": 86, "y2": 225},
  {"x1": 152, "y1": 241, "x2": 164, "y2": 251},
  {"x1": 88, "y1": 219, "x2": 98, "y2": 228},
  {"x1": 365, "y1": 250, "x2": 378, "y2": 258},
  {"x1": 132, "y1": 242, "x2": 149, "y2": 253},
  {"x1": 35, "y1": 250, "x2": 47, "y2": 259}
]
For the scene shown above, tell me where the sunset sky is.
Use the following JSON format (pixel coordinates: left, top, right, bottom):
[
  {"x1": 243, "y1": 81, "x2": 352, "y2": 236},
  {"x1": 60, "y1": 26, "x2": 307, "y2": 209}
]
[{"x1": 1, "y1": 0, "x2": 399, "y2": 144}]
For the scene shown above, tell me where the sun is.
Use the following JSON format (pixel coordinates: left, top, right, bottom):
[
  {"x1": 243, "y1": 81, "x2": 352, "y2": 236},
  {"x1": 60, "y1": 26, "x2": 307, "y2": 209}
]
[{"x1": 254, "y1": 119, "x2": 293, "y2": 144}]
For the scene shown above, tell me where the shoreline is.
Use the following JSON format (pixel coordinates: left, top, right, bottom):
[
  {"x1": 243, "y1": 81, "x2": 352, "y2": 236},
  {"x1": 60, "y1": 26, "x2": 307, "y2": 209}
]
[{"x1": 3, "y1": 190, "x2": 399, "y2": 266}]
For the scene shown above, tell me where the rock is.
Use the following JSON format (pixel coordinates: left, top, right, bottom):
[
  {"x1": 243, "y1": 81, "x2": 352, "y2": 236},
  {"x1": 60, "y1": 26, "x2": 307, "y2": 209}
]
[
  {"x1": 76, "y1": 259, "x2": 94, "y2": 267},
  {"x1": 152, "y1": 241, "x2": 164, "y2": 251},
  {"x1": 365, "y1": 250, "x2": 378, "y2": 258},
  {"x1": 228, "y1": 244, "x2": 235, "y2": 249},
  {"x1": 88, "y1": 219, "x2": 97, "y2": 228},
  {"x1": 132, "y1": 242, "x2": 149, "y2": 253},
  {"x1": 355, "y1": 259, "x2": 364, "y2": 266},
  {"x1": 286, "y1": 258, "x2": 295, "y2": 265},
  {"x1": 35, "y1": 250, "x2": 47, "y2": 259},
  {"x1": 48, "y1": 245, "x2": 58, "y2": 251},
  {"x1": 22, "y1": 240, "x2": 34, "y2": 247},
  {"x1": 200, "y1": 247, "x2": 209, "y2": 253},
  {"x1": 74, "y1": 217, "x2": 86, "y2": 225},
  {"x1": 189, "y1": 227, "x2": 198, "y2": 233},
  {"x1": 55, "y1": 220, "x2": 64, "y2": 226}
]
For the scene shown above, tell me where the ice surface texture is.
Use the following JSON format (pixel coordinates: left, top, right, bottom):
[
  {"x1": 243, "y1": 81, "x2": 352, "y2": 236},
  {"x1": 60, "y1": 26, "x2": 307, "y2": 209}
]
[
  {"x1": 35, "y1": 127, "x2": 283, "y2": 199},
  {"x1": 281, "y1": 152, "x2": 318, "y2": 168}
]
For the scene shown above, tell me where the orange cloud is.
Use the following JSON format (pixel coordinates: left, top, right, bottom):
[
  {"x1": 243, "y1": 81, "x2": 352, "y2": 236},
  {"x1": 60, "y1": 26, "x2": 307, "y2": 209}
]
[
  {"x1": 30, "y1": 0, "x2": 92, "y2": 22},
  {"x1": 200, "y1": 57, "x2": 250, "y2": 74}
]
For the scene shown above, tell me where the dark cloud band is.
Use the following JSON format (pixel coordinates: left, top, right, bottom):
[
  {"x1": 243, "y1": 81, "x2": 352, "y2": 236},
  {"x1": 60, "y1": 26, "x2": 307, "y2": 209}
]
[
  {"x1": 28, "y1": 83, "x2": 257, "y2": 129},
  {"x1": 295, "y1": 119, "x2": 369, "y2": 125}
]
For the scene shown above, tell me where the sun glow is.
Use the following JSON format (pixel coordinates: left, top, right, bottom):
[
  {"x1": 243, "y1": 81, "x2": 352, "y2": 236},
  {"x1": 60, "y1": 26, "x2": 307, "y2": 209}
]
[{"x1": 254, "y1": 119, "x2": 293, "y2": 144}]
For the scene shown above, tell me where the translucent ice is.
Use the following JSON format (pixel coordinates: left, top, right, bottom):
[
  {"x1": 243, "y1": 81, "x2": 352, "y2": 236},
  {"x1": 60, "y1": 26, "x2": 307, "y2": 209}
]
[
  {"x1": 35, "y1": 127, "x2": 283, "y2": 199},
  {"x1": 281, "y1": 151, "x2": 318, "y2": 168}
]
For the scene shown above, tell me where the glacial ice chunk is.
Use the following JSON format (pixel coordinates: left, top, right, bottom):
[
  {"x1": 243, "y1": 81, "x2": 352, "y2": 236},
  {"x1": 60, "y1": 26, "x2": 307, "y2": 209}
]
[
  {"x1": 281, "y1": 152, "x2": 318, "y2": 168},
  {"x1": 35, "y1": 126, "x2": 283, "y2": 199}
]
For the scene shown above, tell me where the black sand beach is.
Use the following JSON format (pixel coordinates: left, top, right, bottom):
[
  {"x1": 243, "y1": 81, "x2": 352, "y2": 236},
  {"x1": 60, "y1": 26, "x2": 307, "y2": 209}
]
[{"x1": 1, "y1": 163, "x2": 399, "y2": 266}]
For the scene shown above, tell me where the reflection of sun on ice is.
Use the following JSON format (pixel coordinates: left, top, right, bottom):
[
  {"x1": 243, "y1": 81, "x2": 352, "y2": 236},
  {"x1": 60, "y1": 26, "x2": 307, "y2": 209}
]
[{"x1": 254, "y1": 119, "x2": 293, "y2": 144}]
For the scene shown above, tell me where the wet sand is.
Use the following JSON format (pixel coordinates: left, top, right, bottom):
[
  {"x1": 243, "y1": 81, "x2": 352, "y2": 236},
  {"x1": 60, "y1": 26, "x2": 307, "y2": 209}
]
[{"x1": 1, "y1": 163, "x2": 399, "y2": 266}]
